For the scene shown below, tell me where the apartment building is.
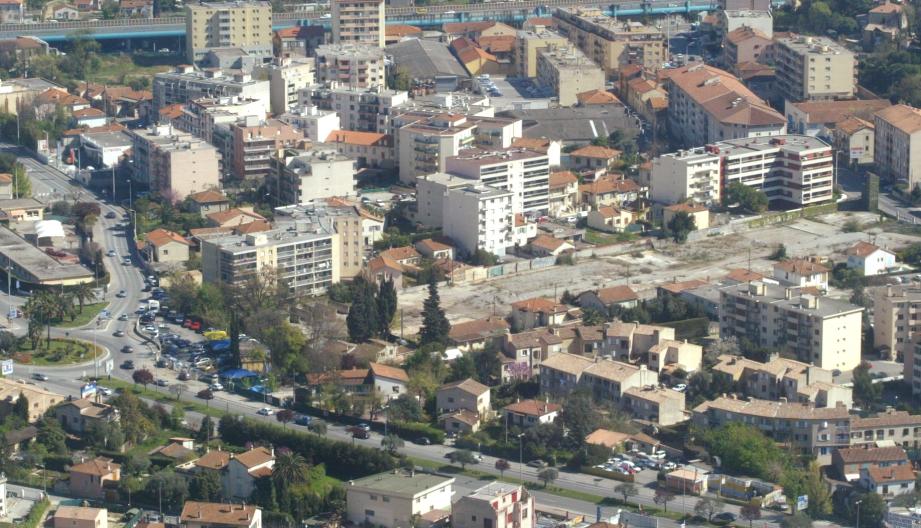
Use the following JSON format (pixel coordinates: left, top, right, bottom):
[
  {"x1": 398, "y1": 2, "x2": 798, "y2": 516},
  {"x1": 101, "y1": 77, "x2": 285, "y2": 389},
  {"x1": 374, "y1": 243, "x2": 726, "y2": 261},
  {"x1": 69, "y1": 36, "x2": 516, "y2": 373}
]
[
  {"x1": 153, "y1": 66, "x2": 271, "y2": 115},
  {"x1": 536, "y1": 45, "x2": 605, "y2": 107},
  {"x1": 129, "y1": 125, "x2": 221, "y2": 199},
  {"x1": 315, "y1": 44, "x2": 386, "y2": 89},
  {"x1": 623, "y1": 386, "x2": 687, "y2": 426},
  {"x1": 692, "y1": 396, "x2": 850, "y2": 463},
  {"x1": 773, "y1": 35, "x2": 856, "y2": 102},
  {"x1": 415, "y1": 172, "x2": 477, "y2": 228},
  {"x1": 722, "y1": 26, "x2": 772, "y2": 68},
  {"x1": 835, "y1": 116, "x2": 875, "y2": 166},
  {"x1": 553, "y1": 7, "x2": 666, "y2": 75},
  {"x1": 445, "y1": 147, "x2": 550, "y2": 215},
  {"x1": 201, "y1": 226, "x2": 339, "y2": 296},
  {"x1": 875, "y1": 285, "x2": 921, "y2": 368},
  {"x1": 272, "y1": 146, "x2": 356, "y2": 205},
  {"x1": 274, "y1": 201, "x2": 368, "y2": 280},
  {"x1": 180, "y1": 502, "x2": 262, "y2": 528},
  {"x1": 540, "y1": 352, "x2": 658, "y2": 403},
  {"x1": 548, "y1": 170, "x2": 579, "y2": 217},
  {"x1": 331, "y1": 0, "x2": 385, "y2": 48},
  {"x1": 514, "y1": 28, "x2": 569, "y2": 78},
  {"x1": 712, "y1": 354, "x2": 853, "y2": 408},
  {"x1": 277, "y1": 105, "x2": 341, "y2": 142},
  {"x1": 260, "y1": 56, "x2": 315, "y2": 115},
  {"x1": 299, "y1": 84, "x2": 409, "y2": 133},
  {"x1": 345, "y1": 471, "x2": 454, "y2": 528},
  {"x1": 874, "y1": 104, "x2": 921, "y2": 188},
  {"x1": 323, "y1": 130, "x2": 394, "y2": 169},
  {"x1": 719, "y1": 281, "x2": 864, "y2": 371},
  {"x1": 453, "y1": 483, "x2": 535, "y2": 528},
  {"x1": 665, "y1": 63, "x2": 785, "y2": 147},
  {"x1": 443, "y1": 183, "x2": 514, "y2": 257},
  {"x1": 850, "y1": 409, "x2": 921, "y2": 449},
  {"x1": 601, "y1": 322, "x2": 675, "y2": 362},
  {"x1": 176, "y1": 96, "x2": 265, "y2": 144},
  {"x1": 649, "y1": 147, "x2": 721, "y2": 206},
  {"x1": 185, "y1": 1, "x2": 272, "y2": 63},
  {"x1": 231, "y1": 118, "x2": 302, "y2": 181}
]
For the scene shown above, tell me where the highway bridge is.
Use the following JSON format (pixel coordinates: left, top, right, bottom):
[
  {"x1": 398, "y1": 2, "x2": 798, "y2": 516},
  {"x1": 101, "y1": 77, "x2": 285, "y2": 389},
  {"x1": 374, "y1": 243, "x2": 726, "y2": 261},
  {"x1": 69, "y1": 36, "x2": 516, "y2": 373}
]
[{"x1": 0, "y1": 0, "x2": 717, "y2": 42}]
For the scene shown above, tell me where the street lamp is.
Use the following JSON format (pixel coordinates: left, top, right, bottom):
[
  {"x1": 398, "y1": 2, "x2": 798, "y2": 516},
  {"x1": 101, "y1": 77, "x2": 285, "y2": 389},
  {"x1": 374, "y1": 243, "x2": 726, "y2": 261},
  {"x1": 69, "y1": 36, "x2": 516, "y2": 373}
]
[
  {"x1": 855, "y1": 499, "x2": 863, "y2": 528},
  {"x1": 518, "y1": 433, "x2": 524, "y2": 483}
]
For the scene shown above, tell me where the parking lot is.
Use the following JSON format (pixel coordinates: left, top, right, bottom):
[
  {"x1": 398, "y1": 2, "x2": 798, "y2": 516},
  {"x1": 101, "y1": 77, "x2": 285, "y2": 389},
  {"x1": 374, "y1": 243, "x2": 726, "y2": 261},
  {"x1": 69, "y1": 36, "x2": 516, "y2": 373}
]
[{"x1": 474, "y1": 75, "x2": 556, "y2": 111}]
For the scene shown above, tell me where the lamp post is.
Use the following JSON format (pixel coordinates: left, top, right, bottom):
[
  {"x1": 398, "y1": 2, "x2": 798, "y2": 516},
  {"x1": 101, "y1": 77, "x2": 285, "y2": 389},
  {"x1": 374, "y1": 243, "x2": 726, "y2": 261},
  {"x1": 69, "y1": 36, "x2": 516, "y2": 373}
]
[
  {"x1": 855, "y1": 499, "x2": 862, "y2": 528},
  {"x1": 518, "y1": 433, "x2": 524, "y2": 483}
]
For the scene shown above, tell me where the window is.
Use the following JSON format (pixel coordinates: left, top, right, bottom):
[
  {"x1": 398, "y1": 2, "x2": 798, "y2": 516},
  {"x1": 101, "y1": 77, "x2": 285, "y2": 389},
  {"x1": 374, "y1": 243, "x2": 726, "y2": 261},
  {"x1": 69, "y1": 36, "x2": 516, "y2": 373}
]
[
  {"x1": 370, "y1": 495, "x2": 377, "y2": 501},
  {"x1": 365, "y1": 510, "x2": 375, "y2": 517}
]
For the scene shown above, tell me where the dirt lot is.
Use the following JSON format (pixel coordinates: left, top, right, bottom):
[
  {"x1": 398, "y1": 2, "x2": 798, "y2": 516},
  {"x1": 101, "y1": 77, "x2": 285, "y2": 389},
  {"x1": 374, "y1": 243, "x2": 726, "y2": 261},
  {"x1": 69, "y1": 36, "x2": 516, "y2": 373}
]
[{"x1": 395, "y1": 212, "x2": 921, "y2": 335}]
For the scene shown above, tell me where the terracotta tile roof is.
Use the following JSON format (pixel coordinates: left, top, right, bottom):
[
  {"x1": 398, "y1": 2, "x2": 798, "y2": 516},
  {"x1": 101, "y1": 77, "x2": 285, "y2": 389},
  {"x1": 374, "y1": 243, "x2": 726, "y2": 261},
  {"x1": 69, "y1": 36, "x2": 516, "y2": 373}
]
[
  {"x1": 836, "y1": 446, "x2": 908, "y2": 464},
  {"x1": 725, "y1": 268, "x2": 764, "y2": 282},
  {"x1": 72, "y1": 107, "x2": 105, "y2": 118},
  {"x1": 206, "y1": 208, "x2": 266, "y2": 226},
  {"x1": 851, "y1": 411, "x2": 921, "y2": 429},
  {"x1": 620, "y1": 63, "x2": 643, "y2": 78},
  {"x1": 694, "y1": 396, "x2": 850, "y2": 420},
  {"x1": 735, "y1": 61, "x2": 774, "y2": 80},
  {"x1": 368, "y1": 254, "x2": 405, "y2": 275},
  {"x1": 444, "y1": 409, "x2": 480, "y2": 426},
  {"x1": 478, "y1": 35, "x2": 516, "y2": 53},
  {"x1": 306, "y1": 368, "x2": 370, "y2": 386},
  {"x1": 584, "y1": 359, "x2": 643, "y2": 383},
  {"x1": 837, "y1": 116, "x2": 874, "y2": 135},
  {"x1": 581, "y1": 176, "x2": 639, "y2": 195},
  {"x1": 511, "y1": 137, "x2": 553, "y2": 151},
  {"x1": 145, "y1": 228, "x2": 190, "y2": 248},
  {"x1": 188, "y1": 190, "x2": 228, "y2": 204},
  {"x1": 156, "y1": 442, "x2": 195, "y2": 460},
  {"x1": 659, "y1": 279, "x2": 708, "y2": 294},
  {"x1": 504, "y1": 399, "x2": 561, "y2": 417},
  {"x1": 386, "y1": 24, "x2": 422, "y2": 37},
  {"x1": 774, "y1": 259, "x2": 830, "y2": 274},
  {"x1": 194, "y1": 450, "x2": 231, "y2": 470},
  {"x1": 71, "y1": 457, "x2": 120, "y2": 476},
  {"x1": 249, "y1": 466, "x2": 273, "y2": 478},
  {"x1": 511, "y1": 297, "x2": 566, "y2": 314},
  {"x1": 35, "y1": 88, "x2": 87, "y2": 107},
  {"x1": 159, "y1": 103, "x2": 184, "y2": 120},
  {"x1": 846, "y1": 241, "x2": 887, "y2": 258},
  {"x1": 791, "y1": 99, "x2": 892, "y2": 125},
  {"x1": 540, "y1": 352, "x2": 595, "y2": 375},
  {"x1": 865, "y1": 464, "x2": 915, "y2": 483},
  {"x1": 104, "y1": 85, "x2": 153, "y2": 102},
  {"x1": 0, "y1": 174, "x2": 12, "y2": 184},
  {"x1": 523, "y1": 17, "x2": 554, "y2": 29},
  {"x1": 439, "y1": 378, "x2": 489, "y2": 396},
  {"x1": 180, "y1": 502, "x2": 260, "y2": 526},
  {"x1": 571, "y1": 145, "x2": 621, "y2": 159},
  {"x1": 530, "y1": 234, "x2": 569, "y2": 252},
  {"x1": 665, "y1": 202, "x2": 707, "y2": 213},
  {"x1": 585, "y1": 428, "x2": 631, "y2": 448},
  {"x1": 514, "y1": 213, "x2": 526, "y2": 227},
  {"x1": 325, "y1": 129, "x2": 392, "y2": 147},
  {"x1": 725, "y1": 26, "x2": 770, "y2": 45},
  {"x1": 55, "y1": 507, "x2": 105, "y2": 521},
  {"x1": 233, "y1": 446, "x2": 274, "y2": 468},
  {"x1": 415, "y1": 238, "x2": 452, "y2": 253},
  {"x1": 577, "y1": 89, "x2": 621, "y2": 105},
  {"x1": 449, "y1": 317, "x2": 509, "y2": 343},
  {"x1": 549, "y1": 170, "x2": 578, "y2": 188},
  {"x1": 665, "y1": 64, "x2": 783, "y2": 127},
  {"x1": 595, "y1": 285, "x2": 638, "y2": 304},
  {"x1": 379, "y1": 246, "x2": 421, "y2": 263},
  {"x1": 456, "y1": 44, "x2": 497, "y2": 65},
  {"x1": 870, "y1": 2, "x2": 902, "y2": 14},
  {"x1": 369, "y1": 362, "x2": 409, "y2": 383},
  {"x1": 596, "y1": 205, "x2": 626, "y2": 219}
]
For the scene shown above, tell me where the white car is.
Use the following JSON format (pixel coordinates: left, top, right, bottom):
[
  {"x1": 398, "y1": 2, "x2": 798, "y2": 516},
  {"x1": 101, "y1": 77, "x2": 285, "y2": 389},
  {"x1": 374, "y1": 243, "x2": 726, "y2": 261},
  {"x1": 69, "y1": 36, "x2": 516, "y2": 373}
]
[
  {"x1": 672, "y1": 384, "x2": 687, "y2": 392},
  {"x1": 209, "y1": 382, "x2": 224, "y2": 391},
  {"x1": 97, "y1": 387, "x2": 114, "y2": 396},
  {"x1": 257, "y1": 407, "x2": 275, "y2": 416}
]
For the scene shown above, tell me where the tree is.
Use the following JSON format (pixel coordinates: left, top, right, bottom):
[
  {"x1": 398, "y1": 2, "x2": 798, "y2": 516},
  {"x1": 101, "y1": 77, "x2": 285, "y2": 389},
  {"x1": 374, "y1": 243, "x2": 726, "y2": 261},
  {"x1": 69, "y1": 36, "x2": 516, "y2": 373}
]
[
  {"x1": 122, "y1": 453, "x2": 151, "y2": 476},
  {"x1": 388, "y1": 393, "x2": 424, "y2": 423},
  {"x1": 698, "y1": 422, "x2": 786, "y2": 480},
  {"x1": 740, "y1": 504, "x2": 761, "y2": 528},
  {"x1": 694, "y1": 497, "x2": 721, "y2": 522},
  {"x1": 144, "y1": 470, "x2": 188, "y2": 512},
  {"x1": 308, "y1": 420, "x2": 327, "y2": 435},
  {"x1": 381, "y1": 434, "x2": 404, "y2": 455},
  {"x1": 36, "y1": 419, "x2": 67, "y2": 453},
  {"x1": 377, "y1": 278, "x2": 397, "y2": 338},
  {"x1": 854, "y1": 493, "x2": 886, "y2": 528},
  {"x1": 72, "y1": 282, "x2": 94, "y2": 313},
  {"x1": 420, "y1": 275, "x2": 450, "y2": 346},
  {"x1": 346, "y1": 277, "x2": 379, "y2": 343},
  {"x1": 538, "y1": 467, "x2": 559, "y2": 487},
  {"x1": 615, "y1": 483, "x2": 638, "y2": 506},
  {"x1": 11, "y1": 163, "x2": 30, "y2": 199},
  {"x1": 781, "y1": 513, "x2": 813, "y2": 528},
  {"x1": 495, "y1": 459, "x2": 510, "y2": 477},
  {"x1": 853, "y1": 361, "x2": 881, "y2": 408},
  {"x1": 560, "y1": 391, "x2": 599, "y2": 448},
  {"x1": 276, "y1": 409, "x2": 296, "y2": 430},
  {"x1": 449, "y1": 449, "x2": 478, "y2": 469},
  {"x1": 666, "y1": 211, "x2": 696, "y2": 243},
  {"x1": 653, "y1": 488, "x2": 675, "y2": 512},
  {"x1": 448, "y1": 354, "x2": 476, "y2": 382},
  {"x1": 196, "y1": 415, "x2": 214, "y2": 443},
  {"x1": 13, "y1": 392, "x2": 28, "y2": 422},
  {"x1": 725, "y1": 182, "x2": 768, "y2": 213},
  {"x1": 132, "y1": 368, "x2": 154, "y2": 389},
  {"x1": 472, "y1": 345, "x2": 501, "y2": 385},
  {"x1": 273, "y1": 450, "x2": 309, "y2": 489},
  {"x1": 189, "y1": 469, "x2": 222, "y2": 501}
]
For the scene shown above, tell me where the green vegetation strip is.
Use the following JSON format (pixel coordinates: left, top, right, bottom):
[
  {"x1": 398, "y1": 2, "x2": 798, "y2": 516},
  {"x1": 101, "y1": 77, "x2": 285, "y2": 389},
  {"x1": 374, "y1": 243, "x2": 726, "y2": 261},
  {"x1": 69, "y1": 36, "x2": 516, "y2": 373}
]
[
  {"x1": 17, "y1": 338, "x2": 104, "y2": 366},
  {"x1": 54, "y1": 302, "x2": 109, "y2": 328},
  {"x1": 584, "y1": 228, "x2": 636, "y2": 246},
  {"x1": 101, "y1": 378, "x2": 226, "y2": 418}
]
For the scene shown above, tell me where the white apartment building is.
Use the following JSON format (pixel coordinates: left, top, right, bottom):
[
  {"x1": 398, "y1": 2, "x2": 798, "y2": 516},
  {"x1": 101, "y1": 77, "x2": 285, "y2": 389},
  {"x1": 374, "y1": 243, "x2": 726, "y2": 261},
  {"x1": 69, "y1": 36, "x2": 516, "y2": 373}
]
[
  {"x1": 665, "y1": 63, "x2": 786, "y2": 148},
  {"x1": 443, "y1": 184, "x2": 514, "y2": 257},
  {"x1": 331, "y1": 0, "x2": 385, "y2": 48},
  {"x1": 874, "y1": 285, "x2": 921, "y2": 368},
  {"x1": 874, "y1": 104, "x2": 921, "y2": 189},
  {"x1": 153, "y1": 66, "x2": 271, "y2": 115},
  {"x1": 719, "y1": 281, "x2": 864, "y2": 372},
  {"x1": 414, "y1": 172, "x2": 477, "y2": 228},
  {"x1": 129, "y1": 125, "x2": 220, "y2": 200},
  {"x1": 445, "y1": 147, "x2": 550, "y2": 215},
  {"x1": 260, "y1": 57, "x2": 315, "y2": 115},
  {"x1": 773, "y1": 35, "x2": 857, "y2": 102},
  {"x1": 299, "y1": 84, "x2": 409, "y2": 133},
  {"x1": 650, "y1": 147, "x2": 722, "y2": 206},
  {"x1": 277, "y1": 105, "x2": 341, "y2": 142},
  {"x1": 185, "y1": 1, "x2": 272, "y2": 63},
  {"x1": 346, "y1": 471, "x2": 455, "y2": 528},
  {"x1": 176, "y1": 96, "x2": 265, "y2": 144},
  {"x1": 453, "y1": 483, "x2": 535, "y2": 528},
  {"x1": 273, "y1": 146, "x2": 356, "y2": 205},
  {"x1": 887, "y1": 506, "x2": 921, "y2": 528},
  {"x1": 315, "y1": 44, "x2": 386, "y2": 89}
]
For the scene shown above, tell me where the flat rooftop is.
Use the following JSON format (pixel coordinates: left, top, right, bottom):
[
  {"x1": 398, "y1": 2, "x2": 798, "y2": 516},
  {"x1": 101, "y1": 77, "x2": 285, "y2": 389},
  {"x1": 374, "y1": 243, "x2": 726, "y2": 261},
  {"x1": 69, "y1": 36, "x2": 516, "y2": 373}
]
[
  {"x1": 714, "y1": 135, "x2": 831, "y2": 157},
  {"x1": 776, "y1": 35, "x2": 851, "y2": 55},
  {"x1": 720, "y1": 281, "x2": 863, "y2": 318},
  {"x1": 81, "y1": 130, "x2": 133, "y2": 149},
  {"x1": 0, "y1": 226, "x2": 93, "y2": 283},
  {"x1": 449, "y1": 147, "x2": 547, "y2": 166},
  {"x1": 316, "y1": 43, "x2": 386, "y2": 60},
  {"x1": 203, "y1": 225, "x2": 334, "y2": 254},
  {"x1": 465, "y1": 482, "x2": 523, "y2": 501},
  {"x1": 349, "y1": 471, "x2": 454, "y2": 496}
]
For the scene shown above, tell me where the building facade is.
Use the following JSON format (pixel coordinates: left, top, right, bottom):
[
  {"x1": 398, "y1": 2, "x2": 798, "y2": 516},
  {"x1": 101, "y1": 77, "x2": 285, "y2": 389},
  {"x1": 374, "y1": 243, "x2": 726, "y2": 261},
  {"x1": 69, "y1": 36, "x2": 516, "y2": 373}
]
[
  {"x1": 773, "y1": 35, "x2": 856, "y2": 102},
  {"x1": 185, "y1": 1, "x2": 273, "y2": 63},
  {"x1": 331, "y1": 0, "x2": 385, "y2": 48}
]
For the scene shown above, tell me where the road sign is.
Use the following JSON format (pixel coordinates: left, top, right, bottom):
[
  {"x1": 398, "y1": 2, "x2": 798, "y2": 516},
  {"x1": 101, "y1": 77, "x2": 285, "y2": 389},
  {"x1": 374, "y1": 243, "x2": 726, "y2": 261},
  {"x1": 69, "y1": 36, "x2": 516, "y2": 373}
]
[
  {"x1": 80, "y1": 382, "x2": 97, "y2": 399},
  {"x1": 796, "y1": 495, "x2": 809, "y2": 512},
  {"x1": 1, "y1": 359, "x2": 13, "y2": 376},
  {"x1": 104, "y1": 360, "x2": 114, "y2": 373}
]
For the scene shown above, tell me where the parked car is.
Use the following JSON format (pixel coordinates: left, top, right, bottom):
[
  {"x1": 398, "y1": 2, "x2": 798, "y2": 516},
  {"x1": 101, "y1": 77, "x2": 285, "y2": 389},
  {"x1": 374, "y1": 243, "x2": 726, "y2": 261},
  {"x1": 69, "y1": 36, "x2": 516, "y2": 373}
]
[
  {"x1": 97, "y1": 387, "x2": 114, "y2": 396},
  {"x1": 209, "y1": 382, "x2": 224, "y2": 391},
  {"x1": 105, "y1": 212, "x2": 117, "y2": 219},
  {"x1": 113, "y1": 330, "x2": 125, "y2": 337},
  {"x1": 527, "y1": 459, "x2": 547, "y2": 468},
  {"x1": 31, "y1": 373, "x2": 48, "y2": 381},
  {"x1": 121, "y1": 360, "x2": 135, "y2": 369},
  {"x1": 357, "y1": 423, "x2": 371, "y2": 432},
  {"x1": 712, "y1": 513, "x2": 737, "y2": 525},
  {"x1": 672, "y1": 384, "x2": 687, "y2": 392},
  {"x1": 118, "y1": 314, "x2": 129, "y2": 321},
  {"x1": 295, "y1": 414, "x2": 312, "y2": 426},
  {"x1": 155, "y1": 379, "x2": 168, "y2": 387},
  {"x1": 257, "y1": 407, "x2": 275, "y2": 416},
  {"x1": 352, "y1": 429, "x2": 370, "y2": 439},
  {"x1": 414, "y1": 437, "x2": 431, "y2": 445},
  {"x1": 106, "y1": 250, "x2": 117, "y2": 257},
  {"x1": 116, "y1": 290, "x2": 127, "y2": 298}
]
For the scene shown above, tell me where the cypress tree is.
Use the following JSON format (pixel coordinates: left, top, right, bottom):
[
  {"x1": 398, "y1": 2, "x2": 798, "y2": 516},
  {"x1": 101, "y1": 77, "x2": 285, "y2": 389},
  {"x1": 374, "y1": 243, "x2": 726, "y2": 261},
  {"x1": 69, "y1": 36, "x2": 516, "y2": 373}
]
[
  {"x1": 420, "y1": 275, "x2": 450, "y2": 346},
  {"x1": 347, "y1": 277, "x2": 378, "y2": 343},
  {"x1": 377, "y1": 278, "x2": 397, "y2": 338}
]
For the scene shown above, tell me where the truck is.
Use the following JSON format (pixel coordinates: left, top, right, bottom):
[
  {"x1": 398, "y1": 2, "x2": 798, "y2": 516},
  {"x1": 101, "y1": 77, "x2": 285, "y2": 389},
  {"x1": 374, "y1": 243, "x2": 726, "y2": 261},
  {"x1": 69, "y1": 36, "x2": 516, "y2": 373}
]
[{"x1": 147, "y1": 299, "x2": 160, "y2": 313}]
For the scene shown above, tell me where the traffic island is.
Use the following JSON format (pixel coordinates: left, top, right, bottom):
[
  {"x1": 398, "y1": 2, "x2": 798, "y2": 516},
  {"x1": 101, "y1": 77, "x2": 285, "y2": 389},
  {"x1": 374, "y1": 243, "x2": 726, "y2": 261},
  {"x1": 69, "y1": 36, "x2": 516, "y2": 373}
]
[{"x1": 14, "y1": 337, "x2": 104, "y2": 366}]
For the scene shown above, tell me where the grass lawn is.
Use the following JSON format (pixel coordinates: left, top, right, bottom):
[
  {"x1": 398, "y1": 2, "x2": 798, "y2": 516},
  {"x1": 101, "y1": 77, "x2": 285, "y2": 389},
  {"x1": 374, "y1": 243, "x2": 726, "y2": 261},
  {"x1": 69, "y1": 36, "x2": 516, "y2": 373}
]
[
  {"x1": 54, "y1": 302, "x2": 109, "y2": 328},
  {"x1": 584, "y1": 228, "x2": 636, "y2": 246},
  {"x1": 16, "y1": 338, "x2": 102, "y2": 366},
  {"x1": 101, "y1": 378, "x2": 226, "y2": 419},
  {"x1": 89, "y1": 53, "x2": 173, "y2": 85}
]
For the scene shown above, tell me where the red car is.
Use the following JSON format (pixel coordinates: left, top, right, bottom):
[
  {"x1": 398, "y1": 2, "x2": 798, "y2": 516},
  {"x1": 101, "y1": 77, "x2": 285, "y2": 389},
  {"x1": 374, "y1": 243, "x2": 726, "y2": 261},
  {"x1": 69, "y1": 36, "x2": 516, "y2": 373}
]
[{"x1": 190, "y1": 321, "x2": 201, "y2": 331}]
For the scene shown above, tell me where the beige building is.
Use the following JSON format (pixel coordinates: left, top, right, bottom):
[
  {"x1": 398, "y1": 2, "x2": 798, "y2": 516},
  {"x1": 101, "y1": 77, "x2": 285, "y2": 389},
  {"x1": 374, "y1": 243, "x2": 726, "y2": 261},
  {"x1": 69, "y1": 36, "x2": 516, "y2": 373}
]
[
  {"x1": 514, "y1": 28, "x2": 569, "y2": 78},
  {"x1": 273, "y1": 201, "x2": 368, "y2": 280},
  {"x1": 273, "y1": 146, "x2": 356, "y2": 205},
  {"x1": 874, "y1": 104, "x2": 921, "y2": 188},
  {"x1": 553, "y1": 7, "x2": 666, "y2": 76},
  {"x1": 623, "y1": 386, "x2": 686, "y2": 426},
  {"x1": 231, "y1": 118, "x2": 303, "y2": 181},
  {"x1": 650, "y1": 147, "x2": 722, "y2": 206},
  {"x1": 315, "y1": 44, "x2": 386, "y2": 89},
  {"x1": 539, "y1": 352, "x2": 659, "y2": 404},
  {"x1": 586, "y1": 206, "x2": 634, "y2": 233},
  {"x1": 773, "y1": 35, "x2": 857, "y2": 102},
  {"x1": 835, "y1": 116, "x2": 875, "y2": 166},
  {"x1": 70, "y1": 457, "x2": 120, "y2": 500},
  {"x1": 547, "y1": 170, "x2": 579, "y2": 217},
  {"x1": 536, "y1": 45, "x2": 605, "y2": 107},
  {"x1": 332, "y1": 0, "x2": 385, "y2": 48},
  {"x1": 54, "y1": 398, "x2": 119, "y2": 434},
  {"x1": 345, "y1": 471, "x2": 454, "y2": 528},
  {"x1": 0, "y1": 377, "x2": 63, "y2": 423},
  {"x1": 54, "y1": 506, "x2": 107, "y2": 528},
  {"x1": 185, "y1": 1, "x2": 273, "y2": 63},
  {"x1": 129, "y1": 124, "x2": 220, "y2": 200},
  {"x1": 436, "y1": 378, "x2": 490, "y2": 417},
  {"x1": 663, "y1": 202, "x2": 710, "y2": 230},
  {"x1": 720, "y1": 282, "x2": 864, "y2": 371},
  {"x1": 712, "y1": 354, "x2": 853, "y2": 408},
  {"x1": 850, "y1": 409, "x2": 921, "y2": 449},
  {"x1": 601, "y1": 322, "x2": 675, "y2": 362},
  {"x1": 453, "y1": 483, "x2": 535, "y2": 528},
  {"x1": 646, "y1": 339, "x2": 703, "y2": 375},
  {"x1": 144, "y1": 228, "x2": 191, "y2": 264},
  {"x1": 875, "y1": 285, "x2": 921, "y2": 392},
  {"x1": 722, "y1": 26, "x2": 772, "y2": 68},
  {"x1": 180, "y1": 502, "x2": 262, "y2": 528},
  {"x1": 262, "y1": 57, "x2": 315, "y2": 116}
]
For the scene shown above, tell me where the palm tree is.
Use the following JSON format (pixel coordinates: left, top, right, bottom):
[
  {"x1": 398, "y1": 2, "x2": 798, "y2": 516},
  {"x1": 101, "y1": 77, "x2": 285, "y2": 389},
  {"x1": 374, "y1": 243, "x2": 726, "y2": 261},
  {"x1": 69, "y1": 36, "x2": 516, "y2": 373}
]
[
  {"x1": 24, "y1": 291, "x2": 58, "y2": 348},
  {"x1": 59, "y1": 293, "x2": 77, "y2": 323},
  {"x1": 72, "y1": 283, "x2": 94, "y2": 313},
  {"x1": 272, "y1": 451, "x2": 309, "y2": 491}
]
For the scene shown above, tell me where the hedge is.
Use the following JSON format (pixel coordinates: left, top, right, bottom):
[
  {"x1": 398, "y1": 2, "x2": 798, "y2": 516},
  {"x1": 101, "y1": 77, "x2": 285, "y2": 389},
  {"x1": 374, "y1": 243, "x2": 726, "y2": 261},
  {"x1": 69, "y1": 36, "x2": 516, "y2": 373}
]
[
  {"x1": 219, "y1": 415, "x2": 396, "y2": 480},
  {"x1": 388, "y1": 421, "x2": 445, "y2": 444},
  {"x1": 581, "y1": 465, "x2": 635, "y2": 483},
  {"x1": 21, "y1": 498, "x2": 50, "y2": 528}
]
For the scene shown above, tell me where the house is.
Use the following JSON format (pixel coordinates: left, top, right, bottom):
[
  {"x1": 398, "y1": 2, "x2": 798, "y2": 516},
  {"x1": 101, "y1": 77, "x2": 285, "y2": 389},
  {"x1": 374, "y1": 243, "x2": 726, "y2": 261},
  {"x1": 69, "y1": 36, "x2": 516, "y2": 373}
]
[
  {"x1": 665, "y1": 468, "x2": 707, "y2": 495},
  {"x1": 580, "y1": 177, "x2": 644, "y2": 209},
  {"x1": 378, "y1": 246, "x2": 422, "y2": 267},
  {"x1": 144, "y1": 228, "x2": 191, "y2": 264},
  {"x1": 206, "y1": 208, "x2": 267, "y2": 229},
  {"x1": 587, "y1": 206, "x2": 633, "y2": 233},
  {"x1": 239, "y1": 339, "x2": 270, "y2": 373},
  {"x1": 663, "y1": 203, "x2": 709, "y2": 230},
  {"x1": 180, "y1": 502, "x2": 262, "y2": 528},
  {"x1": 414, "y1": 239, "x2": 454, "y2": 260},
  {"x1": 54, "y1": 398, "x2": 119, "y2": 434},
  {"x1": 846, "y1": 241, "x2": 896, "y2": 276},
  {"x1": 859, "y1": 465, "x2": 916, "y2": 498},
  {"x1": 224, "y1": 446, "x2": 275, "y2": 500},
  {"x1": 539, "y1": 353, "x2": 659, "y2": 403},
  {"x1": 453, "y1": 482, "x2": 535, "y2": 528},
  {"x1": 0, "y1": 198, "x2": 45, "y2": 223},
  {"x1": 503, "y1": 399, "x2": 560, "y2": 428},
  {"x1": 448, "y1": 317, "x2": 509, "y2": 353},
  {"x1": 188, "y1": 190, "x2": 230, "y2": 217},
  {"x1": 647, "y1": 340, "x2": 703, "y2": 375},
  {"x1": 509, "y1": 297, "x2": 569, "y2": 330},
  {"x1": 712, "y1": 354, "x2": 851, "y2": 408},
  {"x1": 832, "y1": 445, "x2": 909, "y2": 481},
  {"x1": 366, "y1": 255, "x2": 405, "y2": 290},
  {"x1": 70, "y1": 457, "x2": 120, "y2": 500},
  {"x1": 345, "y1": 470, "x2": 455, "y2": 528},
  {"x1": 577, "y1": 285, "x2": 638, "y2": 312},
  {"x1": 772, "y1": 259, "x2": 830, "y2": 290},
  {"x1": 34, "y1": 88, "x2": 89, "y2": 119},
  {"x1": 150, "y1": 441, "x2": 196, "y2": 461},
  {"x1": 0, "y1": 174, "x2": 12, "y2": 200},
  {"x1": 569, "y1": 145, "x2": 621, "y2": 171},
  {"x1": 0, "y1": 377, "x2": 63, "y2": 423},
  {"x1": 547, "y1": 170, "x2": 579, "y2": 217},
  {"x1": 72, "y1": 107, "x2": 107, "y2": 128},
  {"x1": 53, "y1": 506, "x2": 108, "y2": 528},
  {"x1": 503, "y1": 328, "x2": 565, "y2": 380},
  {"x1": 436, "y1": 378, "x2": 490, "y2": 417},
  {"x1": 528, "y1": 234, "x2": 573, "y2": 257},
  {"x1": 369, "y1": 362, "x2": 409, "y2": 400},
  {"x1": 5, "y1": 425, "x2": 38, "y2": 454},
  {"x1": 351, "y1": 339, "x2": 410, "y2": 365},
  {"x1": 622, "y1": 386, "x2": 687, "y2": 426},
  {"x1": 584, "y1": 428, "x2": 631, "y2": 450}
]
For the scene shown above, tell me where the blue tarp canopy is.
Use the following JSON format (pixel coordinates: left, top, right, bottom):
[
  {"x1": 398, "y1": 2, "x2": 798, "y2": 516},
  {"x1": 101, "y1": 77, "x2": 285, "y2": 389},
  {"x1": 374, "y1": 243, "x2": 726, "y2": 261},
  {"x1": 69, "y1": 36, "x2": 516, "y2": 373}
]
[{"x1": 219, "y1": 368, "x2": 259, "y2": 380}]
